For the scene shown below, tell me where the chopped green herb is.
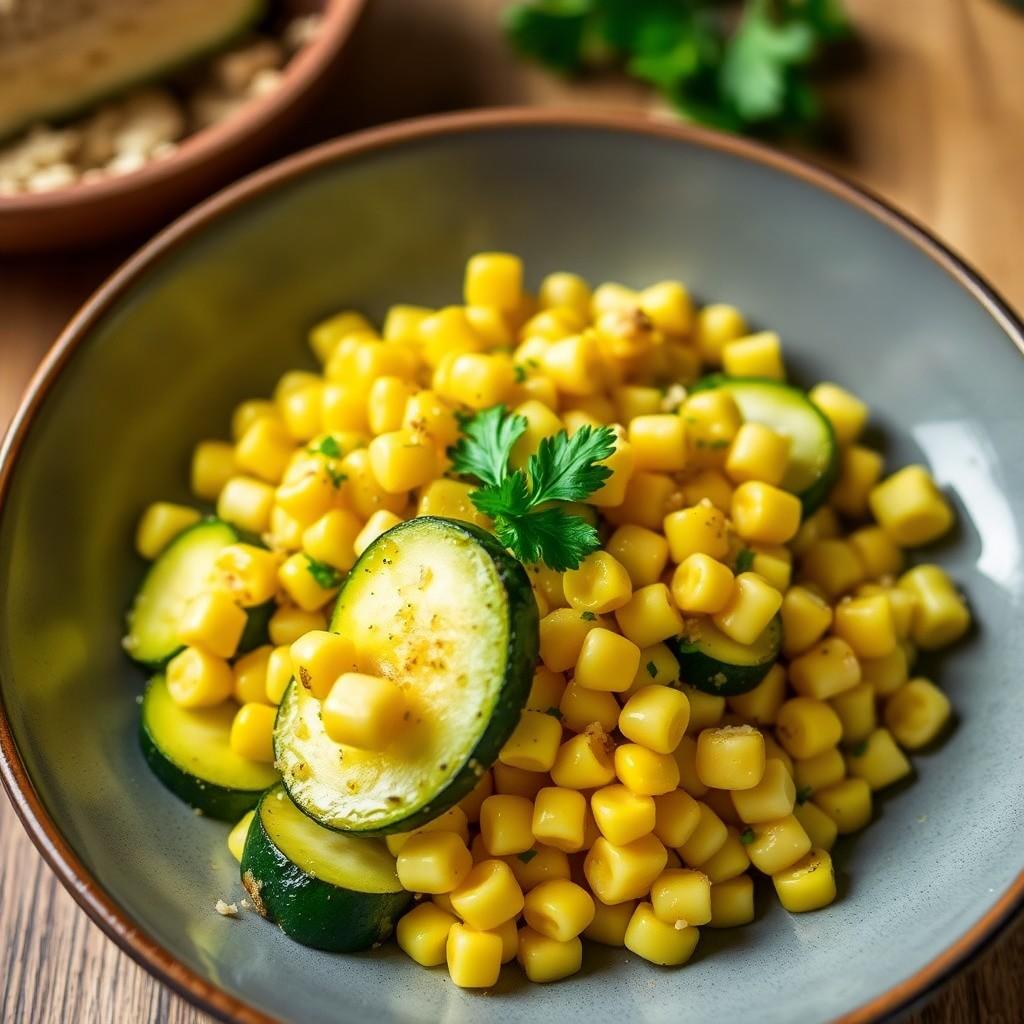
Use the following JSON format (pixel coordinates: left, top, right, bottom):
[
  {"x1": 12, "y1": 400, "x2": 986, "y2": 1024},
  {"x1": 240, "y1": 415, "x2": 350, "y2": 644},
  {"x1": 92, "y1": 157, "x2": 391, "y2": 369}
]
[
  {"x1": 580, "y1": 611, "x2": 597, "y2": 621},
  {"x1": 306, "y1": 558, "x2": 343, "y2": 590},
  {"x1": 796, "y1": 785, "x2": 813, "y2": 805},
  {"x1": 646, "y1": 660, "x2": 658, "y2": 679},
  {"x1": 517, "y1": 849, "x2": 539, "y2": 863},
  {"x1": 545, "y1": 706, "x2": 563, "y2": 719},
  {"x1": 309, "y1": 435, "x2": 342, "y2": 458},
  {"x1": 850, "y1": 739, "x2": 869, "y2": 758},
  {"x1": 514, "y1": 363, "x2": 528, "y2": 383},
  {"x1": 740, "y1": 827, "x2": 755, "y2": 845},
  {"x1": 325, "y1": 466, "x2": 347, "y2": 489},
  {"x1": 735, "y1": 548, "x2": 756, "y2": 574}
]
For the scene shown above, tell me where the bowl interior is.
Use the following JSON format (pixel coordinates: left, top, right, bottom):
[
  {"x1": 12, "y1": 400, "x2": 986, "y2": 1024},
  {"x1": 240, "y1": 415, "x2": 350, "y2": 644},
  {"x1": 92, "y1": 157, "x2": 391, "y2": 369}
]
[{"x1": 2, "y1": 119, "x2": 1023, "y2": 1024}]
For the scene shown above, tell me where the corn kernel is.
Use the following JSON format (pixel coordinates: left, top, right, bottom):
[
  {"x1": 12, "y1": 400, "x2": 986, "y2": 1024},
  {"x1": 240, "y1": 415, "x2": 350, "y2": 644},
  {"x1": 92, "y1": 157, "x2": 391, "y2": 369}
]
[
  {"x1": 848, "y1": 526, "x2": 904, "y2": 579},
  {"x1": 605, "y1": 471, "x2": 676, "y2": 530},
  {"x1": 884, "y1": 677, "x2": 951, "y2": 749},
  {"x1": 574, "y1": 628, "x2": 641, "y2": 693},
  {"x1": 711, "y1": 572, "x2": 782, "y2": 646},
  {"x1": 231, "y1": 646, "x2": 272, "y2": 705},
  {"x1": 386, "y1": 807, "x2": 470, "y2": 856},
  {"x1": 613, "y1": 384, "x2": 663, "y2": 423},
  {"x1": 228, "y1": 702, "x2": 276, "y2": 762},
  {"x1": 492, "y1": 763, "x2": 547, "y2": 800},
  {"x1": 590, "y1": 784, "x2": 657, "y2": 846},
  {"x1": 231, "y1": 399, "x2": 281, "y2": 442},
  {"x1": 588, "y1": 426, "x2": 636, "y2": 508},
  {"x1": 563, "y1": 552, "x2": 633, "y2": 615},
  {"x1": 791, "y1": 505, "x2": 841, "y2": 558},
  {"x1": 652, "y1": 788, "x2": 701, "y2": 847},
  {"x1": 639, "y1": 280, "x2": 693, "y2": 335},
  {"x1": 299, "y1": 509, "x2": 360, "y2": 573},
  {"x1": 227, "y1": 810, "x2": 254, "y2": 862},
  {"x1": 870, "y1": 465, "x2": 954, "y2": 547},
  {"x1": 808, "y1": 382, "x2": 867, "y2": 444},
  {"x1": 583, "y1": 898, "x2": 636, "y2": 946},
  {"x1": 780, "y1": 585, "x2": 834, "y2": 657},
  {"x1": 812, "y1": 778, "x2": 872, "y2": 833},
  {"x1": 446, "y1": 921, "x2": 503, "y2": 988},
  {"x1": 537, "y1": 271, "x2": 591, "y2": 319},
  {"x1": 695, "y1": 304, "x2": 746, "y2": 364},
  {"x1": 516, "y1": 927, "x2": 583, "y2": 983},
  {"x1": 397, "y1": 832, "x2": 473, "y2": 895},
  {"x1": 745, "y1": 815, "x2": 811, "y2": 875},
  {"x1": 340, "y1": 448, "x2": 407, "y2": 519},
  {"x1": 788, "y1": 637, "x2": 862, "y2": 701},
  {"x1": 287, "y1": 630, "x2": 357, "y2": 700},
  {"x1": 679, "y1": 685, "x2": 726, "y2": 738},
  {"x1": 793, "y1": 801, "x2": 838, "y2": 851},
  {"x1": 727, "y1": 664, "x2": 787, "y2": 726},
  {"x1": 321, "y1": 672, "x2": 406, "y2": 749},
  {"x1": 628, "y1": 414, "x2": 688, "y2": 472},
  {"x1": 682, "y1": 389, "x2": 742, "y2": 460},
  {"x1": 708, "y1": 874, "x2": 754, "y2": 927},
  {"x1": 683, "y1": 468, "x2": 735, "y2": 513},
  {"x1": 531, "y1": 787, "x2": 587, "y2": 852},
  {"x1": 308, "y1": 311, "x2": 373, "y2": 363},
  {"x1": 725, "y1": 422, "x2": 791, "y2": 486},
  {"x1": 210, "y1": 544, "x2": 279, "y2": 608},
  {"x1": 234, "y1": 418, "x2": 295, "y2": 485},
  {"x1": 480, "y1": 795, "x2": 535, "y2": 856},
  {"x1": 165, "y1": 646, "x2": 234, "y2": 708},
  {"x1": 799, "y1": 538, "x2": 865, "y2": 599},
  {"x1": 898, "y1": 564, "x2": 970, "y2": 650},
  {"x1": 615, "y1": 583, "x2": 684, "y2": 649},
  {"x1": 396, "y1": 902, "x2": 456, "y2": 967},
  {"x1": 618, "y1": 686, "x2": 690, "y2": 754},
  {"x1": 835, "y1": 595, "x2": 897, "y2": 659},
  {"x1": 695, "y1": 726, "x2": 766, "y2": 792},
  {"x1": 663, "y1": 503, "x2": 728, "y2": 564},
  {"x1": 322, "y1": 382, "x2": 370, "y2": 433},
  {"x1": 615, "y1": 744, "x2": 680, "y2": 796},
  {"x1": 541, "y1": 333, "x2": 603, "y2": 396},
  {"x1": 829, "y1": 682, "x2": 877, "y2": 745},
  {"x1": 624, "y1": 902, "x2": 700, "y2": 966},
  {"x1": 584, "y1": 833, "x2": 667, "y2": 904},
  {"x1": 264, "y1": 645, "x2": 293, "y2": 704},
  {"x1": 550, "y1": 728, "x2": 617, "y2": 790},
  {"x1": 191, "y1": 441, "x2": 236, "y2": 501},
  {"x1": 217, "y1": 476, "x2": 275, "y2": 534},
  {"x1": 700, "y1": 827, "x2": 751, "y2": 883},
  {"x1": 178, "y1": 590, "x2": 247, "y2": 659},
  {"x1": 776, "y1": 698, "x2": 843, "y2": 760},
  {"x1": 604, "y1": 525, "x2": 668, "y2": 588},
  {"x1": 558, "y1": 682, "x2": 619, "y2": 734},
  {"x1": 381, "y1": 304, "x2": 431, "y2": 344},
  {"x1": 277, "y1": 553, "x2": 339, "y2": 611},
  {"x1": 537, "y1": 608, "x2": 602, "y2": 672},
  {"x1": 847, "y1": 728, "x2": 912, "y2": 790},
  {"x1": 625, "y1": 642, "x2": 680, "y2": 695},
  {"x1": 830, "y1": 445, "x2": 885, "y2": 519},
  {"x1": 365, "y1": 430, "x2": 437, "y2": 494},
  {"x1": 521, "y1": 878, "x2": 594, "y2": 941},
  {"x1": 731, "y1": 481, "x2": 801, "y2": 545},
  {"x1": 450, "y1": 858, "x2": 524, "y2": 930},
  {"x1": 722, "y1": 331, "x2": 784, "y2": 379},
  {"x1": 135, "y1": 503, "x2": 200, "y2": 559},
  {"x1": 500, "y1": 710, "x2": 563, "y2": 772},
  {"x1": 731, "y1": 758, "x2": 795, "y2": 823},
  {"x1": 649, "y1": 868, "x2": 711, "y2": 926},
  {"x1": 792, "y1": 747, "x2": 845, "y2": 794},
  {"x1": 464, "y1": 252, "x2": 523, "y2": 311},
  {"x1": 773, "y1": 848, "x2": 836, "y2": 912},
  {"x1": 750, "y1": 545, "x2": 793, "y2": 592},
  {"x1": 268, "y1": 605, "x2": 325, "y2": 646}
]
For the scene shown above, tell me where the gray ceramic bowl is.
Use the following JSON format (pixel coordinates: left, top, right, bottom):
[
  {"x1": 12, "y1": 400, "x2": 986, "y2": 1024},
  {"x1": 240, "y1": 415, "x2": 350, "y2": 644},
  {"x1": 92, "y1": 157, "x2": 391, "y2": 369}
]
[{"x1": 1, "y1": 110, "x2": 1023, "y2": 1024}]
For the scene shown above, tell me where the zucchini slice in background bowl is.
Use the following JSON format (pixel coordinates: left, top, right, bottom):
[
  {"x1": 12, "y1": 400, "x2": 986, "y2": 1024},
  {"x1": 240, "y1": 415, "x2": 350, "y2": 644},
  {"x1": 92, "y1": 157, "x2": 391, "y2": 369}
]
[
  {"x1": 241, "y1": 786, "x2": 412, "y2": 952},
  {"x1": 140, "y1": 675, "x2": 278, "y2": 820},
  {"x1": 668, "y1": 617, "x2": 782, "y2": 696},
  {"x1": 276, "y1": 516, "x2": 539, "y2": 835}
]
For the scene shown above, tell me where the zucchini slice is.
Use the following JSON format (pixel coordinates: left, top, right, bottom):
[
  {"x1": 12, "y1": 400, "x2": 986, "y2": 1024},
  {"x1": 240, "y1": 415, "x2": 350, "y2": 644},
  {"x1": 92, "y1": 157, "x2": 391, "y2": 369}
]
[
  {"x1": 668, "y1": 617, "x2": 782, "y2": 696},
  {"x1": 275, "y1": 516, "x2": 538, "y2": 835},
  {"x1": 240, "y1": 786, "x2": 412, "y2": 952},
  {"x1": 691, "y1": 375, "x2": 839, "y2": 512},
  {"x1": 140, "y1": 675, "x2": 278, "y2": 820},
  {"x1": 124, "y1": 518, "x2": 270, "y2": 668}
]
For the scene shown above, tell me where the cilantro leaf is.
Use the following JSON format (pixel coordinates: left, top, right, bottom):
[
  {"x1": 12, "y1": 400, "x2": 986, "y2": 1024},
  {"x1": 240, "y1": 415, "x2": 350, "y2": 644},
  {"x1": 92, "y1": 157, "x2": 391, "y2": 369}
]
[
  {"x1": 527, "y1": 424, "x2": 616, "y2": 505},
  {"x1": 580, "y1": 611, "x2": 597, "y2": 621},
  {"x1": 470, "y1": 471, "x2": 532, "y2": 520},
  {"x1": 448, "y1": 404, "x2": 527, "y2": 488},
  {"x1": 740, "y1": 827, "x2": 755, "y2": 845},
  {"x1": 306, "y1": 558, "x2": 343, "y2": 590},
  {"x1": 494, "y1": 506, "x2": 601, "y2": 573},
  {"x1": 517, "y1": 849, "x2": 540, "y2": 863},
  {"x1": 309, "y1": 435, "x2": 342, "y2": 458},
  {"x1": 325, "y1": 466, "x2": 347, "y2": 489},
  {"x1": 646, "y1": 660, "x2": 659, "y2": 679},
  {"x1": 735, "y1": 548, "x2": 756, "y2": 574}
]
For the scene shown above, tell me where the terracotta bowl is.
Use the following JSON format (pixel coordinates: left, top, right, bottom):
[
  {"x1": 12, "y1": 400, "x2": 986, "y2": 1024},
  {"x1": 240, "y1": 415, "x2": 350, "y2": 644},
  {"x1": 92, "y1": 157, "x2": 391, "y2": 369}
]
[
  {"x1": 0, "y1": 0, "x2": 364, "y2": 251},
  {"x1": 1, "y1": 110, "x2": 1023, "y2": 1023}
]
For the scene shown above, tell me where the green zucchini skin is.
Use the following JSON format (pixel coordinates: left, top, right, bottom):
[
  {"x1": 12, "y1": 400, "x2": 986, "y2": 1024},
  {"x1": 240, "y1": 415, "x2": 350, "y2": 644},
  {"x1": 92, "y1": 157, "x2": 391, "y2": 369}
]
[
  {"x1": 668, "y1": 617, "x2": 782, "y2": 696},
  {"x1": 240, "y1": 787, "x2": 412, "y2": 952},
  {"x1": 276, "y1": 516, "x2": 538, "y2": 836},
  {"x1": 690, "y1": 374, "x2": 839, "y2": 513},
  {"x1": 139, "y1": 676, "x2": 277, "y2": 821}
]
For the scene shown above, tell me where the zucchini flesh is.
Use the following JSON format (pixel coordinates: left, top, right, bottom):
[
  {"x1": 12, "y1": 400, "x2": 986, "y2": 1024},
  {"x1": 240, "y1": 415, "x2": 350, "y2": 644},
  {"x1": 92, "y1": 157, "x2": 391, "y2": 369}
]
[
  {"x1": 241, "y1": 787, "x2": 411, "y2": 952},
  {"x1": 124, "y1": 517, "x2": 269, "y2": 669},
  {"x1": 140, "y1": 675, "x2": 278, "y2": 820},
  {"x1": 668, "y1": 617, "x2": 782, "y2": 696},
  {"x1": 276, "y1": 516, "x2": 538, "y2": 835},
  {"x1": 691, "y1": 375, "x2": 839, "y2": 512}
]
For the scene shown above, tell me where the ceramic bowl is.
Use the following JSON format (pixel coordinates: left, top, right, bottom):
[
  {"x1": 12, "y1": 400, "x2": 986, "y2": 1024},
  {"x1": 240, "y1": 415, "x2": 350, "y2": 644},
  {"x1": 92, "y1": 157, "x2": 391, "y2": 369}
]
[
  {"x1": 0, "y1": 0, "x2": 364, "y2": 251},
  {"x1": 1, "y1": 110, "x2": 1022, "y2": 1024}
]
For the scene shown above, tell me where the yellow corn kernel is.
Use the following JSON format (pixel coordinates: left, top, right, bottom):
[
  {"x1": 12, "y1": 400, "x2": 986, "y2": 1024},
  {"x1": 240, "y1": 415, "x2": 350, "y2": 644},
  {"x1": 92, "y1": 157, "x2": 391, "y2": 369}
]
[
  {"x1": 441, "y1": 352, "x2": 516, "y2": 409},
  {"x1": 499, "y1": 710, "x2": 563, "y2": 773},
  {"x1": 465, "y1": 304, "x2": 512, "y2": 349},
  {"x1": 396, "y1": 831, "x2": 473, "y2": 896},
  {"x1": 695, "y1": 304, "x2": 746, "y2": 364},
  {"x1": 807, "y1": 381, "x2": 867, "y2": 443},
  {"x1": 558, "y1": 681, "x2": 619, "y2": 733},
  {"x1": 308, "y1": 311, "x2": 373, "y2": 363},
  {"x1": 445, "y1": 921, "x2": 503, "y2": 988},
  {"x1": 234, "y1": 418, "x2": 295, "y2": 485},
  {"x1": 366, "y1": 376, "x2": 417, "y2": 436},
  {"x1": 322, "y1": 382, "x2": 370, "y2": 433},
  {"x1": 615, "y1": 743, "x2": 680, "y2": 796},
  {"x1": 847, "y1": 728, "x2": 912, "y2": 790},
  {"x1": 700, "y1": 826, "x2": 752, "y2": 883},
  {"x1": 663, "y1": 505, "x2": 728, "y2": 566},
  {"x1": 711, "y1": 572, "x2": 782, "y2": 646},
  {"x1": 562, "y1": 552, "x2": 633, "y2": 615},
  {"x1": 624, "y1": 902, "x2": 700, "y2": 966},
  {"x1": 449, "y1": 858, "x2": 524, "y2": 931},
  {"x1": 695, "y1": 726, "x2": 766, "y2": 792},
  {"x1": 583, "y1": 898, "x2": 636, "y2": 946},
  {"x1": 613, "y1": 384, "x2": 662, "y2": 423},
  {"x1": 731, "y1": 758, "x2": 795, "y2": 824},
  {"x1": 702, "y1": 787, "x2": 743, "y2": 827},
  {"x1": 835, "y1": 595, "x2": 896, "y2": 659},
  {"x1": 178, "y1": 590, "x2": 247, "y2": 660},
  {"x1": 530, "y1": 786, "x2": 587, "y2": 853},
  {"x1": 799, "y1": 538, "x2": 865, "y2": 599},
  {"x1": 508, "y1": 843, "x2": 571, "y2": 892},
  {"x1": 417, "y1": 307, "x2": 485, "y2": 368},
  {"x1": 490, "y1": 765, "x2": 544, "y2": 802},
  {"x1": 651, "y1": 788, "x2": 700, "y2": 848},
  {"x1": 277, "y1": 553, "x2": 339, "y2": 611},
  {"x1": 300, "y1": 509, "x2": 360, "y2": 572},
  {"x1": 463, "y1": 252, "x2": 523, "y2": 311},
  {"x1": 276, "y1": 474, "x2": 339, "y2": 531},
  {"x1": 884, "y1": 677, "x2": 951, "y2": 749},
  {"x1": 191, "y1": 440, "x2": 236, "y2": 501},
  {"x1": 848, "y1": 526, "x2": 904, "y2": 580},
  {"x1": 676, "y1": 687, "x2": 724, "y2": 739},
  {"x1": 639, "y1": 280, "x2": 693, "y2": 335},
  {"x1": 537, "y1": 271, "x2": 590, "y2": 319},
  {"x1": 898, "y1": 565, "x2": 970, "y2": 650},
  {"x1": 812, "y1": 777, "x2": 872, "y2": 833},
  {"x1": 479, "y1": 794, "x2": 535, "y2": 856},
  {"x1": 625, "y1": 642, "x2": 680, "y2": 696},
  {"x1": 278, "y1": 382, "x2": 325, "y2": 443},
  {"x1": 504, "y1": 401, "x2": 561, "y2": 470},
  {"x1": 365, "y1": 430, "x2": 437, "y2": 494},
  {"x1": 274, "y1": 370, "x2": 323, "y2": 404},
  {"x1": 228, "y1": 702, "x2": 276, "y2": 763},
  {"x1": 321, "y1": 672, "x2": 406, "y2": 749},
  {"x1": 264, "y1": 645, "x2": 293, "y2": 705},
  {"x1": 227, "y1": 810, "x2": 255, "y2": 862},
  {"x1": 268, "y1": 506, "x2": 305, "y2": 552},
  {"x1": 135, "y1": 503, "x2": 200, "y2": 559},
  {"x1": 210, "y1": 544, "x2": 278, "y2": 609},
  {"x1": 386, "y1": 807, "x2": 470, "y2": 857},
  {"x1": 540, "y1": 333, "x2": 603, "y2": 396},
  {"x1": 268, "y1": 605, "x2": 325, "y2": 646},
  {"x1": 603, "y1": 526, "x2": 667, "y2": 589},
  {"x1": 722, "y1": 331, "x2": 784, "y2": 379},
  {"x1": 793, "y1": 801, "x2": 838, "y2": 852},
  {"x1": 626, "y1": 414, "x2": 687, "y2": 473},
  {"x1": 231, "y1": 399, "x2": 281, "y2": 442},
  {"x1": 550, "y1": 728, "x2": 617, "y2": 790},
  {"x1": 708, "y1": 874, "x2": 754, "y2": 927},
  {"x1": 792, "y1": 747, "x2": 846, "y2": 794},
  {"x1": 615, "y1": 584, "x2": 684, "y2": 649},
  {"x1": 352, "y1": 511, "x2": 401, "y2": 557},
  {"x1": 773, "y1": 848, "x2": 836, "y2": 912},
  {"x1": 790, "y1": 506, "x2": 841, "y2": 560},
  {"x1": 749, "y1": 545, "x2": 792, "y2": 592},
  {"x1": 216, "y1": 476, "x2": 275, "y2": 534},
  {"x1": 524, "y1": 667, "x2": 565, "y2": 716},
  {"x1": 288, "y1": 630, "x2": 357, "y2": 701},
  {"x1": 830, "y1": 445, "x2": 884, "y2": 519},
  {"x1": 731, "y1": 481, "x2": 802, "y2": 545},
  {"x1": 574, "y1": 628, "x2": 641, "y2": 693},
  {"x1": 780, "y1": 585, "x2": 833, "y2": 657},
  {"x1": 679, "y1": 470, "x2": 731, "y2": 516},
  {"x1": 382, "y1": 304, "x2": 431, "y2": 344},
  {"x1": 724, "y1": 422, "x2": 790, "y2": 486},
  {"x1": 584, "y1": 832, "x2": 667, "y2": 904},
  {"x1": 232, "y1": 646, "x2": 272, "y2": 705},
  {"x1": 516, "y1": 927, "x2": 583, "y2": 984},
  {"x1": 591, "y1": 282, "x2": 638, "y2": 319},
  {"x1": 416, "y1": 483, "x2": 487, "y2": 532},
  {"x1": 605, "y1": 471, "x2": 676, "y2": 531},
  {"x1": 396, "y1": 902, "x2": 457, "y2": 967},
  {"x1": 329, "y1": 336, "x2": 417, "y2": 389},
  {"x1": 521, "y1": 307, "x2": 584, "y2": 343},
  {"x1": 673, "y1": 736, "x2": 709, "y2": 797},
  {"x1": 618, "y1": 686, "x2": 690, "y2": 755},
  {"x1": 727, "y1": 664, "x2": 787, "y2": 726},
  {"x1": 670, "y1": 554, "x2": 733, "y2": 617},
  {"x1": 538, "y1": 608, "x2": 603, "y2": 672},
  {"x1": 745, "y1": 814, "x2": 811, "y2": 876},
  {"x1": 451, "y1": 771, "x2": 492, "y2": 825},
  {"x1": 682, "y1": 389, "x2": 742, "y2": 459},
  {"x1": 340, "y1": 448, "x2": 407, "y2": 520},
  {"x1": 788, "y1": 637, "x2": 862, "y2": 701},
  {"x1": 776, "y1": 698, "x2": 843, "y2": 760},
  {"x1": 649, "y1": 868, "x2": 711, "y2": 926},
  {"x1": 165, "y1": 647, "x2": 234, "y2": 708},
  {"x1": 588, "y1": 428, "x2": 636, "y2": 508},
  {"x1": 402, "y1": 389, "x2": 459, "y2": 449},
  {"x1": 521, "y1": 878, "x2": 594, "y2": 941},
  {"x1": 829, "y1": 681, "x2": 877, "y2": 745},
  {"x1": 590, "y1": 784, "x2": 657, "y2": 846},
  {"x1": 869, "y1": 465, "x2": 954, "y2": 547}
]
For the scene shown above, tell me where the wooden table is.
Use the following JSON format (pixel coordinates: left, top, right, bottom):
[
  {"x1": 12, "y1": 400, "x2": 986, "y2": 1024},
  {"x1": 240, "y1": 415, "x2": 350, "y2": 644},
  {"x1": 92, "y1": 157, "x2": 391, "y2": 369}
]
[{"x1": 2, "y1": 1, "x2": 1023, "y2": 1021}]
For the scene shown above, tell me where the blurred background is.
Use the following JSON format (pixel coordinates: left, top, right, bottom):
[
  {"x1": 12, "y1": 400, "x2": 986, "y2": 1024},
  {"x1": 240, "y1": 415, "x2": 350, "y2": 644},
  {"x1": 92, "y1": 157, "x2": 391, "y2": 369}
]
[{"x1": 1, "y1": 1, "x2": 1023, "y2": 1021}]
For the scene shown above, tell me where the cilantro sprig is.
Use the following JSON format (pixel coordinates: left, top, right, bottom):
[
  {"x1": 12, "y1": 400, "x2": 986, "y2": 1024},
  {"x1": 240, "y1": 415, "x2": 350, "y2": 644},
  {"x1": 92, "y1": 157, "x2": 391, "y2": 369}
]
[
  {"x1": 502, "y1": 0, "x2": 850, "y2": 139},
  {"x1": 448, "y1": 405, "x2": 616, "y2": 572}
]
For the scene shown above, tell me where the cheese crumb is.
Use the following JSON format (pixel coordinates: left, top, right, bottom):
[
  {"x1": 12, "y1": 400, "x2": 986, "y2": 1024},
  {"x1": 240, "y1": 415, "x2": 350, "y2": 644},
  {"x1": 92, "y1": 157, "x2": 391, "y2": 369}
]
[{"x1": 215, "y1": 899, "x2": 239, "y2": 917}]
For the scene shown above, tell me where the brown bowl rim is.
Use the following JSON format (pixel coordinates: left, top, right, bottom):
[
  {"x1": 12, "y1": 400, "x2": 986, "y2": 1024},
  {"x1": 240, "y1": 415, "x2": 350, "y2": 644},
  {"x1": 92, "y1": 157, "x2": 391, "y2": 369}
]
[
  {"x1": 1, "y1": 107, "x2": 1023, "y2": 1024},
  {"x1": 0, "y1": 0, "x2": 366, "y2": 213}
]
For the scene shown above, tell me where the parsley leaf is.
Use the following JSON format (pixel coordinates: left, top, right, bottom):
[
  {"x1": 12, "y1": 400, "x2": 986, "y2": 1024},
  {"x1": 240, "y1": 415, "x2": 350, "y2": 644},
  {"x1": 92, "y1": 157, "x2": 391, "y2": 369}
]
[
  {"x1": 306, "y1": 558, "x2": 343, "y2": 590},
  {"x1": 449, "y1": 404, "x2": 528, "y2": 488},
  {"x1": 580, "y1": 611, "x2": 597, "y2": 621},
  {"x1": 309, "y1": 435, "x2": 342, "y2": 458},
  {"x1": 796, "y1": 785, "x2": 813, "y2": 805},
  {"x1": 646, "y1": 660, "x2": 659, "y2": 679},
  {"x1": 545, "y1": 706, "x2": 564, "y2": 719},
  {"x1": 325, "y1": 465, "x2": 347, "y2": 489},
  {"x1": 850, "y1": 739, "x2": 869, "y2": 758},
  {"x1": 494, "y1": 505, "x2": 602, "y2": 573},
  {"x1": 517, "y1": 849, "x2": 540, "y2": 863},
  {"x1": 514, "y1": 363, "x2": 528, "y2": 383},
  {"x1": 740, "y1": 827, "x2": 755, "y2": 845},
  {"x1": 735, "y1": 548, "x2": 756, "y2": 574},
  {"x1": 527, "y1": 425, "x2": 615, "y2": 504}
]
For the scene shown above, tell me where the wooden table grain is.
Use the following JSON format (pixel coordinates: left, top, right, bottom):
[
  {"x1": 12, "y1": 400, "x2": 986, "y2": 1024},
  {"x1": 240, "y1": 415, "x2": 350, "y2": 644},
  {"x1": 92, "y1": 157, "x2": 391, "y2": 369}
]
[{"x1": 2, "y1": 1, "x2": 1023, "y2": 1021}]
